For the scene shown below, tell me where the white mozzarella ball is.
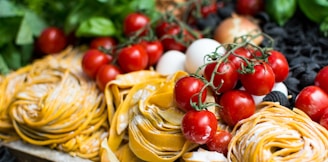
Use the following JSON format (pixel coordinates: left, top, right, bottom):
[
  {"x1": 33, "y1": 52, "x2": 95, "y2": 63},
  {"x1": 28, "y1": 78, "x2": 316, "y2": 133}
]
[
  {"x1": 156, "y1": 50, "x2": 186, "y2": 75},
  {"x1": 272, "y1": 82, "x2": 288, "y2": 97},
  {"x1": 240, "y1": 82, "x2": 289, "y2": 105},
  {"x1": 239, "y1": 86, "x2": 265, "y2": 105},
  {"x1": 184, "y1": 38, "x2": 225, "y2": 75}
]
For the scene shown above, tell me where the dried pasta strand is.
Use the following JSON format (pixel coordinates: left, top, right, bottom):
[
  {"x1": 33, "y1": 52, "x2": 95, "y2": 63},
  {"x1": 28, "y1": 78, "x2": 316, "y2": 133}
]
[
  {"x1": 1, "y1": 47, "x2": 108, "y2": 161},
  {"x1": 228, "y1": 101, "x2": 328, "y2": 162}
]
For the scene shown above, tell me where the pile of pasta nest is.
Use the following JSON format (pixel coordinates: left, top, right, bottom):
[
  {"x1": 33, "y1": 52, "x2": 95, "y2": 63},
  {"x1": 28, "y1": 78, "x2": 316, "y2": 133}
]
[{"x1": 1, "y1": 47, "x2": 328, "y2": 162}]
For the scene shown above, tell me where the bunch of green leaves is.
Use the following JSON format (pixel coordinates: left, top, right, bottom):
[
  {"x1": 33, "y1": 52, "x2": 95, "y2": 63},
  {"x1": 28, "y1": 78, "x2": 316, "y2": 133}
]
[{"x1": 0, "y1": 0, "x2": 159, "y2": 75}]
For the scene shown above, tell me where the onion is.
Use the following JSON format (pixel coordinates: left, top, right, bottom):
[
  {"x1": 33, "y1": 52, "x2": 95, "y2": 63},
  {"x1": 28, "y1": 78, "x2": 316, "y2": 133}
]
[{"x1": 214, "y1": 14, "x2": 263, "y2": 45}]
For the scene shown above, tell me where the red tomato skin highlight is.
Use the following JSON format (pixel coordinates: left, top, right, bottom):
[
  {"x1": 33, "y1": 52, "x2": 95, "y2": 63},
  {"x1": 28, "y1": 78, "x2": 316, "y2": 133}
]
[
  {"x1": 117, "y1": 44, "x2": 149, "y2": 73},
  {"x1": 239, "y1": 63, "x2": 275, "y2": 96},
  {"x1": 123, "y1": 13, "x2": 150, "y2": 36},
  {"x1": 37, "y1": 27, "x2": 67, "y2": 54},
  {"x1": 89, "y1": 37, "x2": 117, "y2": 50},
  {"x1": 219, "y1": 90, "x2": 256, "y2": 127},
  {"x1": 96, "y1": 64, "x2": 122, "y2": 91},
  {"x1": 206, "y1": 130, "x2": 233, "y2": 155},
  {"x1": 81, "y1": 49, "x2": 111, "y2": 79},
  {"x1": 315, "y1": 66, "x2": 328, "y2": 94},
  {"x1": 181, "y1": 110, "x2": 218, "y2": 144},
  {"x1": 174, "y1": 76, "x2": 207, "y2": 112},
  {"x1": 204, "y1": 61, "x2": 238, "y2": 93},
  {"x1": 236, "y1": 0, "x2": 264, "y2": 16},
  {"x1": 295, "y1": 85, "x2": 328, "y2": 122},
  {"x1": 267, "y1": 50, "x2": 289, "y2": 82},
  {"x1": 140, "y1": 40, "x2": 164, "y2": 66}
]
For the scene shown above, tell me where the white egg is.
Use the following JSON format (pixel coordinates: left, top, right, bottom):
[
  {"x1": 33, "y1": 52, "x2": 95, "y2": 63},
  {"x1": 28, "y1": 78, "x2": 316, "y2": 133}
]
[
  {"x1": 272, "y1": 82, "x2": 288, "y2": 97},
  {"x1": 184, "y1": 38, "x2": 225, "y2": 75},
  {"x1": 239, "y1": 86, "x2": 265, "y2": 105},
  {"x1": 156, "y1": 50, "x2": 186, "y2": 75},
  {"x1": 240, "y1": 82, "x2": 289, "y2": 105}
]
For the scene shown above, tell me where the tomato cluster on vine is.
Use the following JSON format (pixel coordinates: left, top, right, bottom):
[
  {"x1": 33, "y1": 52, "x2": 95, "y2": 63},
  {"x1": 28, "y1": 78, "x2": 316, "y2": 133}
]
[{"x1": 173, "y1": 35, "x2": 290, "y2": 153}]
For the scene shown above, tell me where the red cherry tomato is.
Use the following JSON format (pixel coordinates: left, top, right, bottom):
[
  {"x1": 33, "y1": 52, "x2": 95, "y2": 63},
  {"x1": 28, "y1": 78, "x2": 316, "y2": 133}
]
[
  {"x1": 123, "y1": 12, "x2": 150, "y2": 36},
  {"x1": 267, "y1": 50, "x2": 289, "y2": 82},
  {"x1": 236, "y1": 0, "x2": 264, "y2": 16},
  {"x1": 89, "y1": 37, "x2": 117, "y2": 50},
  {"x1": 239, "y1": 62, "x2": 275, "y2": 96},
  {"x1": 206, "y1": 130, "x2": 233, "y2": 155},
  {"x1": 228, "y1": 47, "x2": 253, "y2": 70},
  {"x1": 181, "y1": 110, "x2": 218, "y2": 144},
  {"x1": 174, "y1": 76, "x2": 207, "y2": 112},
  {"x1": 155, "y1": 21, "x2": 173, "y2": 38},
  {"x1": 315, "y1": 66, "x2": 328, "y2": 94},
  {"x1": 295, "y1": 85, "x2": 328, "y2": 122},
  {"x1": 319, "y1": 109, "x2": 328, "y2": 130},
  {"x1": 161, "y1": 25, "x2": 187, "y2": 52},
  {"x1": 96, "y1": 64, "x2": 122, "y2": 91},
  {"x1": 117, "y1": 44, "x2": 149, "y2": 73},
  {"x1": 81, "y1": 49, "x2": 112, "y2": 79},
  {"x1": 140, "y1": 40, "x2": 164, "y2": 66},
  {"x1": 218, "y1": 90, "x2": 255, "y2": 127},
  {"x1": 37, "y1": 27, "x2": 67, "y2": 54},
  {"x1": 204, "y1": 61, "x2": 238, "y2": 93},
  {"x1": 201, "y1": 2, "x2": 218, "y2": 18}
]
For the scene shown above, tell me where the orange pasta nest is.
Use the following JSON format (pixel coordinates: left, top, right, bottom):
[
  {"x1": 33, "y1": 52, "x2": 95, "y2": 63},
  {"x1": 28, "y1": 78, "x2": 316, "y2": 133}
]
[
  {"x1": 228, "y1": 102, "x2": 328, "y2": 162},
  {"x1": 0, "y1": 47, "x2": 108, "y2": 161}
]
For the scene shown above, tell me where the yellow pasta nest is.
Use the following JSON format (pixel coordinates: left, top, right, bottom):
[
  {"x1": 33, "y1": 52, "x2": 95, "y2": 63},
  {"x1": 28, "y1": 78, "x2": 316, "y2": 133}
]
[
  {"x1": 0, "y1": 47, "x2": 108, "y2": 161},
  {"x1": 228, "y1": 102, "x2": 328, "y2": 162}
]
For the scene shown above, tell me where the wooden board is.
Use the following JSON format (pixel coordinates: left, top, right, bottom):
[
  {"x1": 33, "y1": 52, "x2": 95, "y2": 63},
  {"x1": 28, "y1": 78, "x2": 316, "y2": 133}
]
[{"x1": 1, "y1": 140, "x2": 92, "y2": 162}]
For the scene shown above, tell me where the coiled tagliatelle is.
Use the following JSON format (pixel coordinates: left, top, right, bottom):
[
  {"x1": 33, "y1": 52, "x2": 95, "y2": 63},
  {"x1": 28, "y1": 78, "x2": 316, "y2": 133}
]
[
  {"x1": 101, "y1": 70, "x2": 200, "y2": 162},
  {"x1": 228, "y1": 102, "x2": 328, "y2": 162},
  {"x1": 0, "y1": 47, "x2": 108, "y2": 161}
]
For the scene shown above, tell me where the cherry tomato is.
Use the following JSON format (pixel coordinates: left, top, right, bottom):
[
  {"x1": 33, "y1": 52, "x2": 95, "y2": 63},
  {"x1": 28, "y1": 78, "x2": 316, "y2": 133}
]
[
  {"x1": 295, "y1": 86, "x2": 328, "y2": 122},
  {"x1": 181, "y1": 110, "x2": 218, "y2": 144},
  {"x1": 201, "y1": 2, "x2": 218, "y2": 18},
  {"x1": 206, "y1": 130, "x2": 233, "y2": 155},
  {"x1": 161, "y1": 25, "x2": 187, "y2": 52},
  {"x1": 37, "y1": 27, "x2": 67, "y2": 54},
  {"x1": 319, "y1": 109, "x2": 328, "y2": 130},
  {"x1": 140, "y1": 40, "x2": 164, "y2": 66},
  {"x1": 239, "y1": 62, "x2": 275, "y2": 96},
  {"x1": 174, "y1": 76, "x2": 207, "y2": 112},
  {"x1": 204, "y1": 61, "x2": 238, "y2": 93},
  {"x1": 267, "y1": 50, "x2": 289, "y2": 82},
  {"x1": 155, "y1": 21, "x2": 174, "y2": 38},
  {"x1": 228, "y1": 47, "x2": 253, "y2": 71},
  {"x1": 117, "y1": 44, "x2": 149, "y2": 73},
  {"x1": 218, "y1": 90, "x2": 255, "y2": 127},
  {"x1": 89, "y1": 37, "x2": 117, "y2": 50},
  {"x1": 315, "y1": 66, "x2": 328, "y2": 94},
  {"x1": 96, "y1": 64, "x2": 122, "y2": 91},
  {"x1": 236, "y1": 0, "x2": 264, "y2": 16},
  {"x1": 123, "y1": 12, "x2": 150, "y2": 36},
  {"x1": 81, "y1": 49, "x2": 112, "y2": 79}
]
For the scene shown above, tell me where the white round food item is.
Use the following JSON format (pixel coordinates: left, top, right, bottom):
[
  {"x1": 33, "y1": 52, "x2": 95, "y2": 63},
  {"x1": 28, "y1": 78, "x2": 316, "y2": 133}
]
[
  {"x1": 156, "y1": 50, "x2": 186, "y2": 75},
  {"x1": 183, "y1": 148, "x2": 228, "y2": 162},
  {"x1": 272, "y1": 82, "x2": 288, "y2": 97},
  {"x1": 240, "y1": 82, "x2": 289, "y2": 105},
  {"x1": 185, "y1": 38, "x2": 225, "y2": 75}
]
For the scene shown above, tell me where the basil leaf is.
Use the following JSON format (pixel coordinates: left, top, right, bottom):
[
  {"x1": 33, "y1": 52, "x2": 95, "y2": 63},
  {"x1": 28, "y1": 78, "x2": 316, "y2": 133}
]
[
  {"x1": 1, "y1": 44, "x2": 21, "y2": 69},
  {"x1": 75, "y1": 17, "x2": 116, "y2": 37},
  {"x1": 0, "y1": 54, "x2": 10, "y2": 75},
  {"x1": 0, "y1": 17, "x2": 21, "y2": 47},
  {"x1": 16, "y1": 11, "x2": 47, "y2": 45},
  {"x1": 20, "y1": 44, "x2": 34, "y2": 66},
  {"x1": 0, "y1": 0, "x2": 24, "y2": 17}
]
